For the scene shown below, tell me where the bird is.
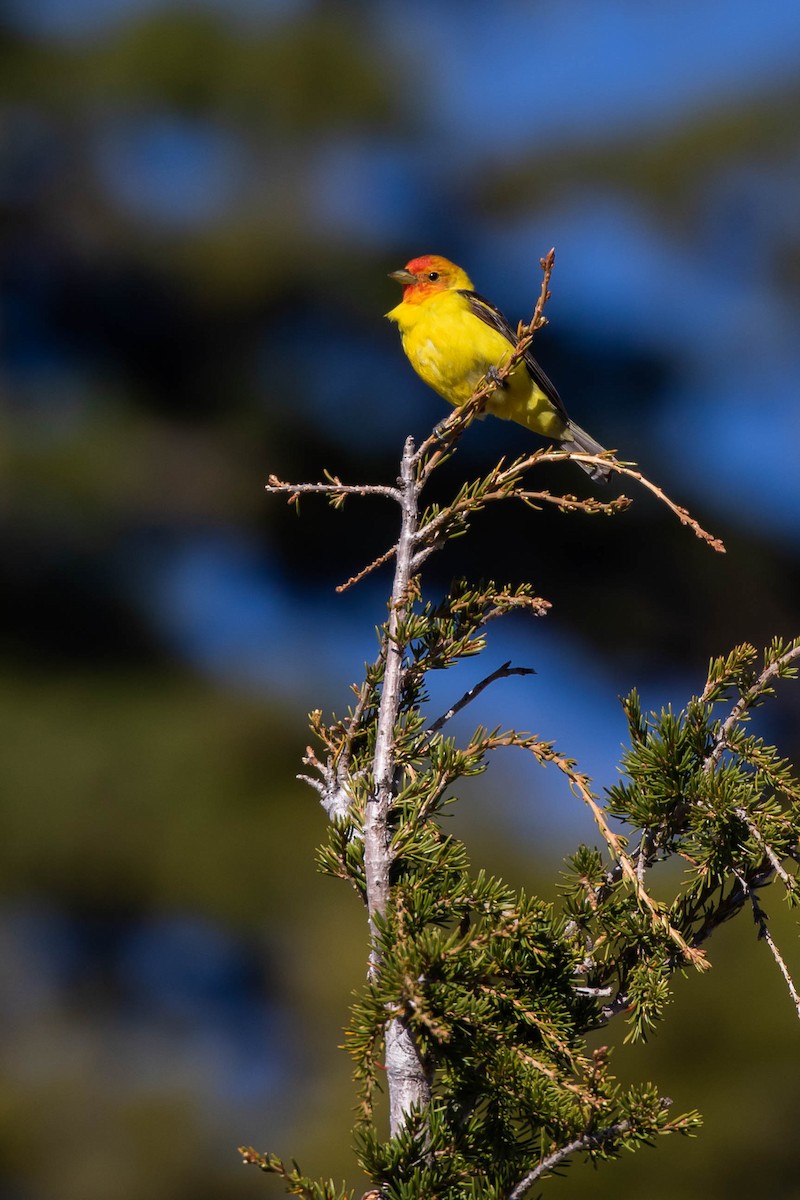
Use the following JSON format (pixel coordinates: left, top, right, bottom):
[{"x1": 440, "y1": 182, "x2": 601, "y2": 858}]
[{"x1": 386, "y1": 254, "x2": 611, "y2": 482}]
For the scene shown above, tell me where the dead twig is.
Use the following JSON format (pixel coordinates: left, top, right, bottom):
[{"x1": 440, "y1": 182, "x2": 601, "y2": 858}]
[{"x1": 428, "y1": 661, "x2": 536, "y2": 736}]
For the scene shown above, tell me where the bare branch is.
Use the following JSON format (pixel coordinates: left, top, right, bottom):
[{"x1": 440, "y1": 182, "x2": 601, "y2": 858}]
[
  {"x1": 266, "y1": 473, "x2": 402, "y2": 505},
  {"x1": 519, "y1": 451, "x2": 726, "y2": 552},
  {"x1": 336, "y1": 545, "x2": 398, "y2": 593},
  {"x1": 758, "y1": 919, "x2": 800, "y2": 1018},
  {"x1": 363, "y1": 435, "x2": 433, "y2": 1132},
  {"x1": 413, "y1": 445, "x2": 722, "y2": 567},
  {"x1": 530, "y1": 247, "x2": 556, "y2": 333},
  {"x1": 737, "y1": 870, "x2": 800, "y2": 1019},
  {"x1": 507, "y1": 1118, "x2": 633, "y2": 1200},
  {"x1": 412, "y1": 383, "x2": 494, "y2": 478},
  {"x1": 428, "y1": 662, "x2": 535, "y2": 735}
]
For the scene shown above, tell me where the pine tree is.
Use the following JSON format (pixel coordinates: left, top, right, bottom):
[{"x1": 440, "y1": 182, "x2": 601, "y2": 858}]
[{"x1": 241, "y1": 255, "x2": 800, "y2": 1200}]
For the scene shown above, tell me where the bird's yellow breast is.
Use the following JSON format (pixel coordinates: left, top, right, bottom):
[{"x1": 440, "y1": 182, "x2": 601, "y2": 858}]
[
  {"x1": 387, "y1": 290, "x2": 510, "y2": 402},
  {"x1": 386, "y1": 289, "x2": 566, "y2": 437}
]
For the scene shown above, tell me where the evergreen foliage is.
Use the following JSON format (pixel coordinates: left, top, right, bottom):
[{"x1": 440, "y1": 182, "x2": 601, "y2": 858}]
[{"x1": 242, "y1": 267, "x2": 800, "y2": 1199}]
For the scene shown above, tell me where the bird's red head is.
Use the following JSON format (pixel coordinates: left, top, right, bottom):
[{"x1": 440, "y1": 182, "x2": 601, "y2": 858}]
[{"x1": 388, "y1": 255, "x2": 473, "y2": 303}]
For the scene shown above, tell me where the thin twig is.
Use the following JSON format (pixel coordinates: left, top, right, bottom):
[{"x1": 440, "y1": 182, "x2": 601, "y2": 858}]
[
  {"x1": 296, "y1": 772, "x2": 324, "y2": 796},
  {"x1": 507, "y1": 1118, "x2": 633, "y2": 1200},
  {"x1": 528, "y1": 247, "x2": 556, "y2": 333},
  {"x1": 337, "y1": 545, "x2": 398, "y2": 593},
  {"x1": 337, "y1": 677, "x2": 376, "y2": 781},
  {"x1": 428, "y1": 662, "x2": 535, "y2": 735},
  {"x1": 687, "y1": 864, "x2": 774, "y2": 953},
  {"x1": 414, "y1": 469, "x2": 631, "y2": 558},
  {"x1": 412, "y1": 382, "x2": 496, "y2": 479},
  {"x1": 519, "y1": 451, "x2": 726, "y2": 553},
  {"x1": 413, "y1": 446, "x2": 721, "y2": 563},
  {"x1": 516, "y1": 490, "x2": 632, "y2": 516},
  {"x1": 753, "y1": 902, "x2": 796, "y2": 1017},
  {"x1": 737, "y1": 870, "x2": 800, "y2": 1018},
  {"x1": 266, "y1": 474, "x2": 401, "y2": 504},
  {"x1": 758, "y1": 919, "x2": 800, "y2": 1018}
]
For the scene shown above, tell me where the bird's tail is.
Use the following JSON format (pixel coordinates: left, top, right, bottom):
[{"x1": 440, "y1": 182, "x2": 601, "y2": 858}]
[{"x1": 561, "y1": 420, "x2": 612, "y2": 483}]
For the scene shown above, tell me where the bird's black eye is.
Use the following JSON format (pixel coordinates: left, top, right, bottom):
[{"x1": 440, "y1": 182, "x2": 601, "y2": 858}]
[{"x1": 427, "y1": 271, "x2": 439, "y2": 282}]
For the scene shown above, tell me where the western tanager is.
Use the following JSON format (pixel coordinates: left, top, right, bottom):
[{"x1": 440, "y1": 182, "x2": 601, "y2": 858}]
[{"x1": 386, "y1": 254, "x2": 610, "y2": 481}]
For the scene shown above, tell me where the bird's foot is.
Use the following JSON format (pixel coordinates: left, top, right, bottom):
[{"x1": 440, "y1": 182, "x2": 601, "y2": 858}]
[{"x1": 486, "y1": 365, "x2": 507, "y2": 390}]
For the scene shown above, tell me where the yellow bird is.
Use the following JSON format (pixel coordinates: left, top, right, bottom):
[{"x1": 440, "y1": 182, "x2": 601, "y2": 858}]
[{"x1": 386, "y1": 254, "x2": 610, "y2": 482}]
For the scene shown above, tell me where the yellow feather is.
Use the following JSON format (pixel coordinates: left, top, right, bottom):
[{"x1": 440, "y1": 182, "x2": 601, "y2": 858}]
[
  {"x1": 386, "y1": 254, "x2": 611, "y2": 482},
  {"x1": 386, "y1": 288, "x2": 568, "y2": 440}
]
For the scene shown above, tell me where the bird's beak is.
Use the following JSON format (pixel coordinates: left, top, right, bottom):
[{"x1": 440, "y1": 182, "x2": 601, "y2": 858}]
[{"x1": 389, "y1": 269, "x2": 417, "y2": 286}]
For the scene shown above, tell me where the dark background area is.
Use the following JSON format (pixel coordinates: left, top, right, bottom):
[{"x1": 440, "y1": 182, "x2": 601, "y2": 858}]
[{"x1": 2, "y1": 2, "x2": 800, "y2": 1198}]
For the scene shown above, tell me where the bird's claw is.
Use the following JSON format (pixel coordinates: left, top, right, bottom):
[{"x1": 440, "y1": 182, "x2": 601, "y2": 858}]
[{"x1": 486, "y1": 365, "x2": 507, "y2": 390}]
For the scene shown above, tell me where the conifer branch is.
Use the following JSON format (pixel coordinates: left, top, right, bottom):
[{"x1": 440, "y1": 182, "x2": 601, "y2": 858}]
[
  {"x1": 507, "y1": 1119, "x2": 634, "y2": 1200},
  {"x1": 736, "y1": 810, "x2": 795, "y2": 891},
  {"x1": 703, "y1": 641, "x2": 800, "y2": 768},
  {"x1": 696, "y1": 641, "x2": 800, "y2": 908},
  {"x1": 509, "y1": 1046, "x2": 602, "y2": 1107},
  {"x1": 473, "y1": 729, "x2": 707, "y2": 969},
  {"x1": 260, "y1": 250, "x2": 799, "y2": 1197}
]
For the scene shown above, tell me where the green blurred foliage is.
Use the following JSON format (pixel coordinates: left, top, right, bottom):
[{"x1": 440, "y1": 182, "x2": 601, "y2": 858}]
[
  {"x1": 0, "y1": 665, "x2": 369, "y2": 1200},
  {"x1": 1, "y1": 669, "x2": 302, "y2": 916},
  {"x1": 1, "y1": 663, "x2": 798, "y2": 1199},
  {"x1": 2, "y1": 8, "x2": 399, "y2": 129},
  {"x1": 478, "y1": 80, "x2": 800, "y2": 228}
]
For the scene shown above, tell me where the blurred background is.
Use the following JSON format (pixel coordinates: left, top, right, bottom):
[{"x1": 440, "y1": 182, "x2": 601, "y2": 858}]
[{"x1": 2, "y1": 1, "x2": 800, "y2": 1197}]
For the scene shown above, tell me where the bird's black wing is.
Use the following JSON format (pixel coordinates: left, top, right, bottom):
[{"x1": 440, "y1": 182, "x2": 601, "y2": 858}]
[{"x1": 458, "y1": 289, "x2": 570, "y2": 423}]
